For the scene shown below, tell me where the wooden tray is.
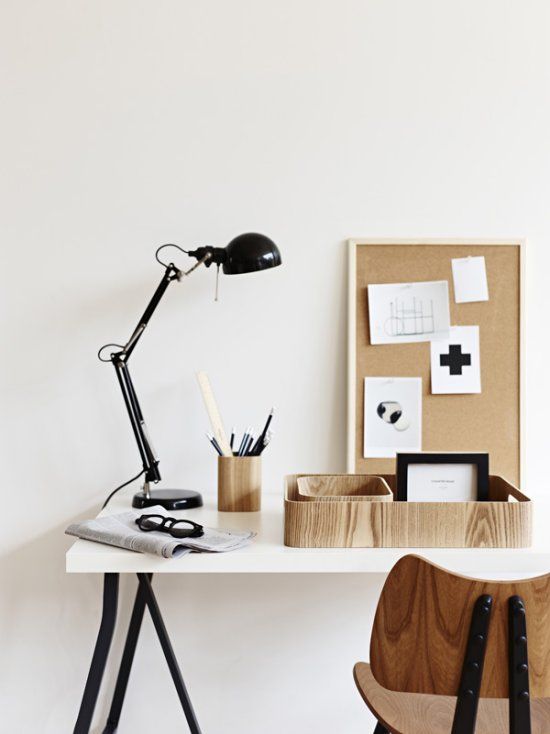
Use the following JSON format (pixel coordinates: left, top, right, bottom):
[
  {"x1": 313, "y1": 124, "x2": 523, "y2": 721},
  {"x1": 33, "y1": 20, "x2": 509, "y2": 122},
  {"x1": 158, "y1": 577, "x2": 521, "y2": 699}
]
[
  {"x1": 296, "y1": 474, "x2": 392, "y2": 502},
  {"x1": 284, "y1": 474, "x2": 532, "y2": 548}
]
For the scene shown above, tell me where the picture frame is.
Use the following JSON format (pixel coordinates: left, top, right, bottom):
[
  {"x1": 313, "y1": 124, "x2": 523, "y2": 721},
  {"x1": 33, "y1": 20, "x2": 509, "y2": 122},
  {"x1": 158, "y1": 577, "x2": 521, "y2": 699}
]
[
  {"x1": 396, "y1": 452, "x2": 489, "y2": 502},
  {"x1": 347, "y1": 239, "x2": 525, "y2": 485}
]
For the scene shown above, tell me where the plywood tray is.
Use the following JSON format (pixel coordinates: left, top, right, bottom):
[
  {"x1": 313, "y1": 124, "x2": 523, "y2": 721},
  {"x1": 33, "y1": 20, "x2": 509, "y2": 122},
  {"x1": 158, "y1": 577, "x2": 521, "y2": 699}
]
[
  {"x1": 284, "y1": 474, "x2": 532, "y2": 548},
  {"x1": 296, "y1": 474, "x2": 392, "y2": 502}
]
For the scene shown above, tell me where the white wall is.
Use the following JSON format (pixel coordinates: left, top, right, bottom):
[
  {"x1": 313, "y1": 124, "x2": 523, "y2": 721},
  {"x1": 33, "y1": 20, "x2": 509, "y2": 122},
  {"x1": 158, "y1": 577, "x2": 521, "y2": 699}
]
[{"x1": 2, "y1": 1, "x2": 550, "y2": 731}]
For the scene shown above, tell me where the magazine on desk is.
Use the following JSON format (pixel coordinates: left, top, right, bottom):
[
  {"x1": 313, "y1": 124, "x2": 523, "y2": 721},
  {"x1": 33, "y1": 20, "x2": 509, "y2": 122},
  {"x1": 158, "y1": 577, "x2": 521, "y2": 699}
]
[{"x1": 65, "y1": 505, "x2": 255, "y2": 558}]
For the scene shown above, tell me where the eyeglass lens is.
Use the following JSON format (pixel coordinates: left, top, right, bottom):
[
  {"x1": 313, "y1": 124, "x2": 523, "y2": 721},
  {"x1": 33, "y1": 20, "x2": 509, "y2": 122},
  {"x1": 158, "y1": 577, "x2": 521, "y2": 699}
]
[
  {"x1": 169, "y1": 520, "x2": 202, "y2": 538},
  {"x1": 139, "y1": 515, "x2": 165, "y2": 531},
  {"x1": 136, "y1": 514, "x2": 203, "y2": 538}
]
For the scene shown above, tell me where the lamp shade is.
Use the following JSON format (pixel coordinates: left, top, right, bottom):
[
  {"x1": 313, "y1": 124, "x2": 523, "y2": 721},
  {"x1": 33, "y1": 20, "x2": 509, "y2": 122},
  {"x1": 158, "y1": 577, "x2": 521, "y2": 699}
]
[{"x1": 222, "y1": 233, "x2": 282, "y2": 275}]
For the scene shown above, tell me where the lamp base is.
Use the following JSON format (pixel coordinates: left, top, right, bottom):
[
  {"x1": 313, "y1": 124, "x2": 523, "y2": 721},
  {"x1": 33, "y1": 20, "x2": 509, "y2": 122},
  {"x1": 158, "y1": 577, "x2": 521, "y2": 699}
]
[{"x1": 132, "y1": 488, "x2": 204, "y2": 511}]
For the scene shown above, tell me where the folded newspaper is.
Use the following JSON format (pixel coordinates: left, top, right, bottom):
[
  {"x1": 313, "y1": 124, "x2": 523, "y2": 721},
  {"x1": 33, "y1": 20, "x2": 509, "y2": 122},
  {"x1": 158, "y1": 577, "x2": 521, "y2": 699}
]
[{"x1": 65, "y1": 505, "x2": 255, "y2": 559}]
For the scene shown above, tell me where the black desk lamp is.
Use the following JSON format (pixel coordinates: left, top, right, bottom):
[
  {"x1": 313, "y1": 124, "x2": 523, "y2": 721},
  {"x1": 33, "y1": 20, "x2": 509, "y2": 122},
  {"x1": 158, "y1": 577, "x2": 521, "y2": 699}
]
[{"x1": 98, "y1": 233, "x2": 282, "y2": 511}]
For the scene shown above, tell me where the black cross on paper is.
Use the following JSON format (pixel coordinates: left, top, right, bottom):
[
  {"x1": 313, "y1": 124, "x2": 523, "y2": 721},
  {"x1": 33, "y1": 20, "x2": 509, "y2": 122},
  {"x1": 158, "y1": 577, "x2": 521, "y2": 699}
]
[{"x1": 440, "y1": 344, "x2": 471, "y2": 375}]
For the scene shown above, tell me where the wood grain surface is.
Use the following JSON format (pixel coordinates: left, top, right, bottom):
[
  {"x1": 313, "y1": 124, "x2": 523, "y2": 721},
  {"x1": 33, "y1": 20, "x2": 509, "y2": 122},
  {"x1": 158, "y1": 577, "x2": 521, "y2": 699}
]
[
  {"x1": 218, "y1": 456, "x2": 261, "y2": 512},
  {"x1": 297, "y1": 474, "x2": 392, "y2": 501},
  {"x1": 354, "y1": 662, "x2": 550, "y2": 734},
  {"x1": 284, "y1": 475, "x2": 531, "y2": 548},
  {"x1": 369, "y1": 555, "x2": 550, "y2": 699}
]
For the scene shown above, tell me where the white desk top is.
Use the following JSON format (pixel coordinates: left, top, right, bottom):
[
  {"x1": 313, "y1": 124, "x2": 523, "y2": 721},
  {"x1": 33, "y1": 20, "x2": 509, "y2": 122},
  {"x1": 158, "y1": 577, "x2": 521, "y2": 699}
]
[{"x1": 66, "y1": 492, "x2": 550, "y2": 576}]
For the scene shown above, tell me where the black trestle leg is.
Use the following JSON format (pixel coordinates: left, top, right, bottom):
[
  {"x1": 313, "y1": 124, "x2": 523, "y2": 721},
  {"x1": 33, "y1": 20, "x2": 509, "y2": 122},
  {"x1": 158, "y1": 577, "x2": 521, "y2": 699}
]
[
  {"x1": 102, "y1": 574, "x2": 152, "y2": 734},
  {"x1": 137, "y1": 573, "x2": 203, "y2": 734},
  {"x1": 373, "y1": 723, "x2": 390, "y2": 733},
  {"x1": 73, "y1": 573, "x2": 119, "y2": 734}
]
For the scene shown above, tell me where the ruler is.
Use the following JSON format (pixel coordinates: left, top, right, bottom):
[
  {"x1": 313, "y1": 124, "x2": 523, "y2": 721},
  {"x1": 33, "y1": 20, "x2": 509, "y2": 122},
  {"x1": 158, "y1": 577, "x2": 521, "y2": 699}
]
[{"x1": 196, "y1": 371, "x2": 232, "y2": 456}]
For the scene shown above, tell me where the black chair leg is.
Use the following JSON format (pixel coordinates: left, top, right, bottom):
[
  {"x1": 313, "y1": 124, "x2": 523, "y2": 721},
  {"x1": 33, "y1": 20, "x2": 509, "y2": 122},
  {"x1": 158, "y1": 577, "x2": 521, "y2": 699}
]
[
  {"x1": 73, "y1": 573, "x2": 119, "y2": 734},
  {"x1": 137, "y1": 573, "x2": 202, "y2": 734},
  {"x1": 102, "y1": 573, "x2": 152, "y2": 734},
  {"x1": 374, "y1": 723, "x2": 390, "y2": 734}
]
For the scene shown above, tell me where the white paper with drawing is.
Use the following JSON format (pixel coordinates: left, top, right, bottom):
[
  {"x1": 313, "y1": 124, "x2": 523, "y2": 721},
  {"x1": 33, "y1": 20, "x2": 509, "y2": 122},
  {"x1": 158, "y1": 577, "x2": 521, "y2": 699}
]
[
  {"x1": 367, "y1": 280, "x2": 451, "y2": 344},
  {"x1": 363, "y1": 377, "x2": 422, "y2": 458}
]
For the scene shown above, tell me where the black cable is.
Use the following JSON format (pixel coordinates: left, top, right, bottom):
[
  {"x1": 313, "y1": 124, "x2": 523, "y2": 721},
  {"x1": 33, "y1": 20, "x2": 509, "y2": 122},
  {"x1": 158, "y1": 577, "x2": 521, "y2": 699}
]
[
  {"x1": 97, "y1": 343, "x2": 125, "y2": 362},
  {"x1": 155, "y1": 243, "x2": 188, "y2": 268},
  {"x1": 102, "y1": 468, "x2": 145, "y2": 509}
]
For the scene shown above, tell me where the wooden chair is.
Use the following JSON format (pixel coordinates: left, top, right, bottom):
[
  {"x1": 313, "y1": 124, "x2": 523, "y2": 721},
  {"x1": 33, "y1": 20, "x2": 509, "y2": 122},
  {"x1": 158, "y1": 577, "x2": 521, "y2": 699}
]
[{"x1": 354, "y1": 555, "x2": 550, "y2": 734}]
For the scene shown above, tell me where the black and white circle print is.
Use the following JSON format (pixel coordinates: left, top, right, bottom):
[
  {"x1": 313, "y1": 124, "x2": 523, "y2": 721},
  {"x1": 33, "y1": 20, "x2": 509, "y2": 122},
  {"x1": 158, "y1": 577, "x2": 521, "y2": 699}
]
[{"x1": 376, "y1": 401, "x2": 410, "y2": 431}]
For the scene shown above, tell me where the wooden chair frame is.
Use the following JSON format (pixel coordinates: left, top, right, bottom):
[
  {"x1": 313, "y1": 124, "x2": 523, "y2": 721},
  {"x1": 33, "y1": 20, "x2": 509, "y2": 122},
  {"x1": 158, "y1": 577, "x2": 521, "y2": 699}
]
[{"x1": 354, "y1": 555, "x2": 550, "y2": 734}]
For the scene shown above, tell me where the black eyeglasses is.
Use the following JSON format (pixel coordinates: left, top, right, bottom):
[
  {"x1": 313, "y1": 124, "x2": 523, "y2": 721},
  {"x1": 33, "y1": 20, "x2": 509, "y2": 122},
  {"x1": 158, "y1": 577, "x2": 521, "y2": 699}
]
[{"x1": 135, "y1": 514, "x2": 204, "y2": 539}]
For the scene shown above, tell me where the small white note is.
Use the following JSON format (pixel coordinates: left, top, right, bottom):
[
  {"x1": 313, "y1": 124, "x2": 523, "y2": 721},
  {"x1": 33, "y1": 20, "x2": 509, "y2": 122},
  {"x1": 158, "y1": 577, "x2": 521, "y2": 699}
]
[{"x1": 451, "y1": 256, "x2": 489, "y2": 303}]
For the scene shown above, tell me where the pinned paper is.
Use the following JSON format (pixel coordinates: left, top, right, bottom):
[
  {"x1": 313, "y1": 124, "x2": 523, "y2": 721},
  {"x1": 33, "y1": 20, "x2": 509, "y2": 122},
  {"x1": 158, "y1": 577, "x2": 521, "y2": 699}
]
[
  {"x1": 363, "y1": 377, "x2": 422, "y2": 458},
  {"x1": 430, "y1": 325, "x2": 481, "y2": 394},
  {"x1": 367, "y1": 280, "x2": 450, "y2": 344},
  {"x1": 451, "y1": 256, "x2": 489, "y2": 303}
]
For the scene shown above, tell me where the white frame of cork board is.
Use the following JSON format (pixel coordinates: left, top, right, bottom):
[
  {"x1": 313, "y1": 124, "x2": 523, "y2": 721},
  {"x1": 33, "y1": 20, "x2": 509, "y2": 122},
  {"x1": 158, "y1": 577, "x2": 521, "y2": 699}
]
[{"x1": 347, "y1": 239, "x2": 526, "y2": 483}]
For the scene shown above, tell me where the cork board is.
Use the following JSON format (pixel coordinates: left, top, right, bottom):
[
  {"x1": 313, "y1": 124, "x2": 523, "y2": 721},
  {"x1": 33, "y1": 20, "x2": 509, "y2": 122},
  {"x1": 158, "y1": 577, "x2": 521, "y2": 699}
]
[{"x1": 347, "y1": 240, "x2": 524, "y2": 485}]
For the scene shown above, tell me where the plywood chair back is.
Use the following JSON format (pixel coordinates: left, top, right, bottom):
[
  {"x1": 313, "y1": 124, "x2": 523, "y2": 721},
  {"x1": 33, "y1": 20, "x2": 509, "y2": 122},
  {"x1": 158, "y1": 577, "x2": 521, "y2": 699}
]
[{"x1": 370, "y1": 555, "x2": 550, "y2": 701}]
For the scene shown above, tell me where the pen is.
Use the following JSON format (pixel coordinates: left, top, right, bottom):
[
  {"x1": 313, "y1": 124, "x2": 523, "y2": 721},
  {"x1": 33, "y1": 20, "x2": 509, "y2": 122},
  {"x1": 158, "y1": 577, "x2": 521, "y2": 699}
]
[
  {"x1": 230, "y1": 427, "x2": 235, "y2": 451},
  {"x1": 240, "y1": 430, "x2": 253, "y2": 457},
  {"x1": 251, "y1": 408, "x2": 274, "y2": 455},
  {"x1": 237, "y1": 427, "x2": 251, "y2": 457},
  {"x1": 244, "y1": 433, "x2": 255, "y2": 456},
  {"x1": 257, "y1": 431, "x2": 272, "y2": 456},
  {"x1": 206, "y1": 432, "x2": 223, "y2": 456}
]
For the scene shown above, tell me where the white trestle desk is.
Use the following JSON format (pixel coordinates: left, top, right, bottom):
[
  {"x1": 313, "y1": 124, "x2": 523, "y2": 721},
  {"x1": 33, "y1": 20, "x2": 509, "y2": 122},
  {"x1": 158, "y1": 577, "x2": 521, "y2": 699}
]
[{"x1": 66, "y1": 492, "x2": 550, "y2": 733}]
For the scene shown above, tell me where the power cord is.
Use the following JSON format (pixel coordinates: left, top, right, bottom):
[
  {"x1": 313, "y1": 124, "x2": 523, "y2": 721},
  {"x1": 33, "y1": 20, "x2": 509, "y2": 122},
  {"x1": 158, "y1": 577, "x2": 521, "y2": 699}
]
[
  {"x1": 155, "y1": 243, "x2": 188, "y2": 268},
  {"x1": 102, "y1": 469, "x2": 145, "y2": 510}
]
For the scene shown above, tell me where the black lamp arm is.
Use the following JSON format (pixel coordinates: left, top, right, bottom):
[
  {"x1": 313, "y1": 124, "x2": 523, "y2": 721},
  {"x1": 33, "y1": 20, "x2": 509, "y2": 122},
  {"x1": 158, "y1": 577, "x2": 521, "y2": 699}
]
[
  {"x1": 120, "y1": 263, "x2": 180, "y2": 361},
  {"x1": 187, "y1": 246, "x2": 226, "y2": 267},
  {"x1": 112, "y1": 358, "x2": 161, "y2": 484},
  {"x1": 102, "y1": 252, "x2": 211, "y2": 488}
]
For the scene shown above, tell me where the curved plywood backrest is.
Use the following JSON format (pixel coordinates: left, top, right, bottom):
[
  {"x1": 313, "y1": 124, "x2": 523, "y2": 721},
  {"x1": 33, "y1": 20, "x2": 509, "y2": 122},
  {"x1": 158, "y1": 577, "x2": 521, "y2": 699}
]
[{"x1": 370, "y1": 555, "x2": 550, "y2": 699}]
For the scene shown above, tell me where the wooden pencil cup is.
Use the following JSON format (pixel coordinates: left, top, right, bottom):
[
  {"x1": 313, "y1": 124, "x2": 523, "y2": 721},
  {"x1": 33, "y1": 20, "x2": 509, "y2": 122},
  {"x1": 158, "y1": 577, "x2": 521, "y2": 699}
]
[{"x1": 218, "y1": 456, "x2": 262, "y2": 512}]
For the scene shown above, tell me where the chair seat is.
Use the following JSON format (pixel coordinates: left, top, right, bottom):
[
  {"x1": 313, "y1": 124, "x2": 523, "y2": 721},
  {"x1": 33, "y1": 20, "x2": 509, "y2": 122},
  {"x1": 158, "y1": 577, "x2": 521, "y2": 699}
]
[{"x1": 354, "y1": 663, "x2": 550, "y2": 734}]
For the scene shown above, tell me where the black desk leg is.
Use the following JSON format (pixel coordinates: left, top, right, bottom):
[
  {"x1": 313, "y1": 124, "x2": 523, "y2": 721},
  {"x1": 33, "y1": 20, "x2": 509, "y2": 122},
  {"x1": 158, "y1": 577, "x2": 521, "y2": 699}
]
[
  {"x1": 374, "y1": 724, "x2": 389, "y2": 734},
  {"x1": 137, "y1": 573, "x2": 203, "y2": 734},
  {"x1": 102, "y1": 573, "x2": 152, "y2": 734},
  {"x1": 73, "y1": 573, "x2": 119, "y2": 734}
]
